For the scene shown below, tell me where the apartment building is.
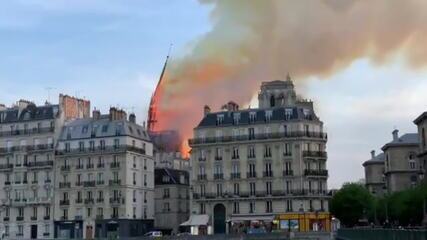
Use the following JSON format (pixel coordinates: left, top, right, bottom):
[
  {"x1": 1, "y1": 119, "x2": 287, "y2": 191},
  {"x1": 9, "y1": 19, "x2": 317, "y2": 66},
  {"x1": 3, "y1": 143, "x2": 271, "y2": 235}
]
[
  {"x1": 54, "y1": 108, "x2": 155, "y2": 239},
  {"x1": 189, "y1": 77, "x2": 330, "y2": 234},
  {"x1": 414, "y1": 112, "x2": 427, "y2": 182},
  {"x1": 154, "y1": 168, "x2": 190, "y2": 234},
  {"x1": 0, "y1": 95, "x2": 89, "y2": 239},
  {"x1": 362, "y1": 150, "x2": 386, "y2": 196},
  {"x1": 381, "y1": 130, "x2": 423, "y2": 193}
]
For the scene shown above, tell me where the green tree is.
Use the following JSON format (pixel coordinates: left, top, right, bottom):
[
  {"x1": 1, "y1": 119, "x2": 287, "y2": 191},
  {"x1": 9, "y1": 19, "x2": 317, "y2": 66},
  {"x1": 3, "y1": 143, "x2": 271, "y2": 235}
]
[{"x1": 330, "y1": 183, "x2": 374, "y2": 227}]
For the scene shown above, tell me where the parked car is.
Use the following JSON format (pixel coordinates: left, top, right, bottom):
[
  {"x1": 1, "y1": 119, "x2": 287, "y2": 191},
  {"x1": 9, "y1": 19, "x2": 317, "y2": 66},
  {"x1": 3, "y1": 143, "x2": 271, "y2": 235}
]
[{"x1": 144, "y1": 231, "x2": 163, "y2": 238}]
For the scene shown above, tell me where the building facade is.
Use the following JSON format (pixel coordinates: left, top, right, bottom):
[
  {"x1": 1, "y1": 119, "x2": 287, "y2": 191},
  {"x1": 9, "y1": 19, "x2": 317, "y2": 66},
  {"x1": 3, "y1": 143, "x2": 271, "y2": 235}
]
[
  {"x1": 414, "y1": 112, "x2": 427, "y2": 182},
  {"x1": 382, "y1": 130, "x2": 423, "y2": 193},
  {"x1": 0, "y1": 95, "x2": 89, "y2": 239},
  {"x1": 362, "y1": 150, "x2": 386, "y2": 196},
  {"x1": 189, "y1": 77, "x2": 330, "y2": 234},
  {"x1": 154, "y1": 168, "x2": 190, "y2": 234},
  {"x1": 54, "y1": 108, "x2": 155, "y2": 239}
]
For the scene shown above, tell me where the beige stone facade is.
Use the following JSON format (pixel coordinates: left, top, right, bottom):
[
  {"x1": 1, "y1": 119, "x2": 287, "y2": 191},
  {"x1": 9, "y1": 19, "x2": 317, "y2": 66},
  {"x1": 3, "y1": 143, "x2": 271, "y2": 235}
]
[
  {"x1": 362, "y1": 151, "x2": 386, "y2": 196},
  {"x1": 189, "y1": 78, "x2": 329, "y2": 234}
]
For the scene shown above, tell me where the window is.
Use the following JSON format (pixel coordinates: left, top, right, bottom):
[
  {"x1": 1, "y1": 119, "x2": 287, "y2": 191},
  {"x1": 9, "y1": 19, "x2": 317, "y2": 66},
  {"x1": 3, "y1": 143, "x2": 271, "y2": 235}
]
[
  {"x1": 232, "y1": 147, "x2": 239, "y2": 159},
  {"x1": 87, "y1": 208, "x2": 92, "y2": 217},
  {"x1": 133, "y1": 172, "x2": 136, "y2": 185},
  {"x1": 284, "y1": 143, "x2": 292, "y2": 156},
  {"x1": 266, "y1": 200, "x2": 273, "y2": 213},
  {"x1": 144, "y1": 174, "x2": 147, "y2": 186},
  {"x1": 233, "y1": 183, "x2": 239, "y2": 195},
  {"x1": 45, "y1": 206, "x2": 50, "y2": 218},
  {"x1": 264, "y1": 162, "x2": 272, "y2": 177},
  {"x1": 99, "y1": 140, "x2": 105, "y2": 150},
  {"x1": 250, "y1": 182, "x2": 256, "y2": 195},
  {"x1": 163, "y1": 202, "x2": 170, "y2": 212},
  {"x1": 216, "y1": 115, "x2": 224, "y2": 125},
  {"x1": 215, "y1": 148, "x2": 222, "y2": 160},
  {"x1": 286, "y1": 180, "x2": 292, "y2": 194},
  {"x1": 114, "y1": 139, "x2": 120, "y2": 149},
  {"x1": 285, "y1": 109, "x2": 292, "y2": 120},
  {"x1": 163, "y1": 189, "x2": 170, "y2": 198},
  {"x1": 89, "y1": 141, "x2": 95, "y2": 151},
  {"x1": 248, "y1": 163, "x2": 256, "y2": 177},
  {"x1": 286, "y1": 200, "x2": 292, "y2": 212},
  {"x1": 216, "y1": 183, "x2": 223, "y2": 196},
  {"x1": 265, "y1": 110, "x2": 272, "y2": 122},
  {"x1": 233, "y1": 113, "x2": 240, "y2": 125},
  {"x1": 266, "y1": 181, "x2": 272, "y2": 195},
  {"x1": 264, "y1": 145, "x2": 272, "y2": 157},
  {"x1": 248, "y1": 128, "x2": 255, "y2": 140},
  {"x1": 249, "y1": 201, "x2": 256, "y2": 213},
  {"x1": 233, "y1": 202, "x2": 240, "y2": 214},
  {"x1": 79, "y1": 141, "x2": 85, "y2": 152},
  {"x1": 248, "y1": 146, "x2": 256, "y2": 158},
  {"x1": 249, "y1": 112, "x2": 256, "y2": 123},
  {"x1": 200, "y1": 203, "x2": 206, "y2": 214}
]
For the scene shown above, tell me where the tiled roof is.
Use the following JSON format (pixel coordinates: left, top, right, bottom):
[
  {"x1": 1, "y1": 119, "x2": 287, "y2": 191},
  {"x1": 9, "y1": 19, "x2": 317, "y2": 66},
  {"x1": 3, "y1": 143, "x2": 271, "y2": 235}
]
[{"x1": 197, "y1": 106, "x2": 319, "y2": 128}]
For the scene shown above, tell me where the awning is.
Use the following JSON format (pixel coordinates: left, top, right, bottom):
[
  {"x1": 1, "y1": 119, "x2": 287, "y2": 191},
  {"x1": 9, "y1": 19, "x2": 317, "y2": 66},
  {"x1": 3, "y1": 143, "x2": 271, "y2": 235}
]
[
  {"x1": 228, "y1": 214, "x2": 275, "y2": 222},
  {"x1": 180, "y1": 214, "x2": 209, "y2": 226}
]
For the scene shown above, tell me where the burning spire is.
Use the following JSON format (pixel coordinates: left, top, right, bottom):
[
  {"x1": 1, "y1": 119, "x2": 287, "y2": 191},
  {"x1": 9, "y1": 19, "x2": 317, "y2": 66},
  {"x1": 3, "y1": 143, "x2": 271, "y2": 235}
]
[{"x1": 147, "y1": 45, "x2": 172, "y2": 133}]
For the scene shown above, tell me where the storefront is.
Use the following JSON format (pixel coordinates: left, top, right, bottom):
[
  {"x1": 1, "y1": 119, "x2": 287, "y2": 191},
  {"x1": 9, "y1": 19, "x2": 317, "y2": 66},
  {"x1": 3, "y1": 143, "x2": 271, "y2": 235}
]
[
  {"x1": 228, "y1": 214, "x2": 276, "y2": 234},
  {"x1": 276, "y1": 212, "x2": 331, "y2": 232},
  {"x1": 180, "y1": 214, "x2": 212, "y2": 235}
]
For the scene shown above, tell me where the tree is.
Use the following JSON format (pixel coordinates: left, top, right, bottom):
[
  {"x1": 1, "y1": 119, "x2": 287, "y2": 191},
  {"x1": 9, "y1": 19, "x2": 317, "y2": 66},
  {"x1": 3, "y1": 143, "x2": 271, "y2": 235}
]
[{"x1": 330, "y1": 183, "x2": 374, "y2": 227}]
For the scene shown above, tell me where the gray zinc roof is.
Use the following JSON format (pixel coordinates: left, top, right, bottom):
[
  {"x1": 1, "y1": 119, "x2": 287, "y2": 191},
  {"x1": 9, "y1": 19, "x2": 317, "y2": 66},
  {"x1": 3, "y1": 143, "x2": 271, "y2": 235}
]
[
  {"x1": 0, "y1": 104, "x2": 59, "y2": 124},
  {"x1": 59, "y1": 116, "x2": 150, "y2": 141},
  {"x1": 382, "y1": 133, "x2": 419, "y2": 150},
  {"x1": 363, "y1": 152, "x2": 385, "y2": 166}
]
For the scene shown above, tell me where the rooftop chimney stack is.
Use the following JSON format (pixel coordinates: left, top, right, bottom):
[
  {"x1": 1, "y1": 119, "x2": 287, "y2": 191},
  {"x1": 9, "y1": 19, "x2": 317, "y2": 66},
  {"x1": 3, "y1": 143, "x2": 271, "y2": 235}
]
[
  {"x1": 392, "y1": 129, "x2": 399, "y2": 141},
  {"x1": 129, "y1": 113, "x2": 136, "y2": 123},
  {"x1": 92, "y1": 109, "x2": 101, "y2": 120},
  {"x1": 370, "y1": 150, "x2": 375, "y2": 159},
  {"x1": 109, "y1": 107, "x2": 127, "y2": 121},
  {"x1": 204, "y1": 105, "x2": 211, "y2": 116}
]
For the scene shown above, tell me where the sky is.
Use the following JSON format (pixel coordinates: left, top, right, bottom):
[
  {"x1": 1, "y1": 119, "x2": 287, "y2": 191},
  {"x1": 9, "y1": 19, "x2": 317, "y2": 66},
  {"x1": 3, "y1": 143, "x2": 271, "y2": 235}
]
[{"x1": 1, "y1": 0, "x2": 427, "y2": 188}]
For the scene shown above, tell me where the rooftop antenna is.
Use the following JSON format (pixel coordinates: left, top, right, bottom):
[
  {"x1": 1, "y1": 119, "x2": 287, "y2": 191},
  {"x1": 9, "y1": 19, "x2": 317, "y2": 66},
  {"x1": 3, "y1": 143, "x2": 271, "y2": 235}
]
[{"x1": 45, "y1": 87, "x2": 54, "y2": 103}]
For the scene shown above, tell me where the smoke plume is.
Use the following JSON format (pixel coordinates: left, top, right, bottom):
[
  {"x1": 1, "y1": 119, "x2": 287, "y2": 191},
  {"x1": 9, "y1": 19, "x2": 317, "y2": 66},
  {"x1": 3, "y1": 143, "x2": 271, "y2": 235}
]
[{"x1": 155, "y1": 0, "x2": 427, "y2": 155}]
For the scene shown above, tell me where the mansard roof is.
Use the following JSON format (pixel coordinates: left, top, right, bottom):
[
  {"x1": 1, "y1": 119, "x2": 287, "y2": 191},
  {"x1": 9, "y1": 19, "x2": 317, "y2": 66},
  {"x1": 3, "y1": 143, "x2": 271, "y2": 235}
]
[
  {"x1": 196, "y1": 106, "x2": 320, "y2": 128},
  {"x1": 363, "y1": 152, "x2": 385, "y2": 166},
  {"x1": 58, "y1": 116, "x2": 150, "y2": 141},
  {"x1": 0, "y1": 104, "x2": 59, "y2": 124},
  {"x1": 381, "y1": 133, "x2": 419, "y2": 151},
  {"x1": 155, "y1": 168, "x2": 190, "y2": 186}
]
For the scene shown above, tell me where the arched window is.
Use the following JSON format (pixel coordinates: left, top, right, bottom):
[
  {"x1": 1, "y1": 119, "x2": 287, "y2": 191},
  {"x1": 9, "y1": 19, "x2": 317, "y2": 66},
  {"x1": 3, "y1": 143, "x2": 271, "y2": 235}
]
[{"x1": 270, "y1": 95, "x2": 275, "y2": 107}]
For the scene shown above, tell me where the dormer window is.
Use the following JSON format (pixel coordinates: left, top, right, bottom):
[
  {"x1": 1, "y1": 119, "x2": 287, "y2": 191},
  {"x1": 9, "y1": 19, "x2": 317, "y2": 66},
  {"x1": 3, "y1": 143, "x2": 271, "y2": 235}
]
[
  {"x1": 233, "y1": 113, "x2": 241, "y2": 125},
  {"x1": 285, "y1": 109, "x2": 292, "y2": 120},
  {"x1": 249, "y1": 112, "x2": 256, "y2": 123},
  {"x1": 216, "y1": 115, "x2": 224, "y2": 125},
  {"x1": 82, "y1": 126, "x2": 88, "y2": 134},
  {"x1": 265, "y1": 111, "x2": 272, "y2": 122}
]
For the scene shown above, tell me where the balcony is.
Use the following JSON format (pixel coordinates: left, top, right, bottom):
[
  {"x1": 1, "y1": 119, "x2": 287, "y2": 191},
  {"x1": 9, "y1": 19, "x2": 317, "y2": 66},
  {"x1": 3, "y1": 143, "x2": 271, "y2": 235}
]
[
  {"x1": 198, "y1": 157, "x2": 206, "y2": 162},
  {"x1": 75, "y1": 181, "x2": 83, "y2": 187},
  {"x1": 86, "y1": 164, "x2": 94, "y2": 169},
  {"x1": 110, "y1": 162, "x2": 120, "y2": 169},
  {"x1": 231, "y1": 155, "x2": 240, "y2": 160},
  {"x1": 302, "y1": 151, "x2": 327, "y2": 158},
  {"x1": 283, "y1": 170, "x2": 294, "y2": 176},
  {"x1": 27, "y1": 161, "x2": 53, "y2": 168},
  {"x1": 230, "y1": 173, "x2": 241, "y2": 179},
  {"x1": 189, "y1": 131, "x2": 327, "y2": 146},
  {"x1": 213, "y1": 173, "x2": 223, "y2": 180},
  {"x1": 97, "y1": 180, "x2": 105, "y2": 185},
  {"x1": 197, "y1": 174, "x2": 207, "y2": 180},
  {"x1": 16, "y1": 216, "x2": 24, "y2": 221},
  {"x1": 0, "y1": 164, "x2": 13, "y2": 171},
  {"x1": 97, "y1": 163, "x2": 105, "y2": 168},
  {"x1": 263, "y1": 171, "x2": 273, "y2": 178},
  {"x1": 44, "y1": 215, "x2": 50, "y2": 220},
  {"x1": 59, "y1": 182, "x2": 71, "y2": 188},
  {"x1": 76, "y1": 165, "x2": 84, "y2": 170},
  {"x1": 109, "y1": 180, "x2": 121, "y2": 186},
  {"x1": 60, "y1": 200, "x2": 70, "y2": 205},
  {"x1": 5, "y1": 181, "x2": 11, "y2": 185},
  {"x1": 83, "y1": 181, "x2": 96, "y2": 187},
  {"x1": 304, "y1": 169, "x2": 328, "y2": 177},
  {"x1": 247, "y1": 172, "x2": 257, "y2": 178},
  {"x1": 31, "y1": 216, "x2": 37, "y2": 221},
  {"x1": 60, "y1": 165, "x2": 71, "y2": 171},
  {"x1": 111, "y1": 214, "x2": 119, "y2": 219},
  {"x1": 3, "y1": 217, "x2": 9, "y2": 221},
  {"x1": 283, "y1": 152, "x2": 292, "y2": 157},
  {"x1": 109, "y1": 197, "x2": 124, "y2": 204},
  {"x1": 55, "y1": 145, "x2": 147, "y2": 156},
  {"x1": 214, "y1": 156, "x2": 222, "y2": 161},
  {"x1": 84, "y1": 198, "x2": 95, "y2": 204},
  {"x1": 96, "y1": 198, "x2": 104, "y2": 203},
  {"x1": 75, "y1": 199, "x2": 83, "y2": 204}
]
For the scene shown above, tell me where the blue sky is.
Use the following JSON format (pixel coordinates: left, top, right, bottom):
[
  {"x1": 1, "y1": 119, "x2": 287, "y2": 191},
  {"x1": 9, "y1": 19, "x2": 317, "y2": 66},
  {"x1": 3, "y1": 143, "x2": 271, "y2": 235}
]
[{"x1": 1, "y1": 1, "x2": 427, "y2": 188}]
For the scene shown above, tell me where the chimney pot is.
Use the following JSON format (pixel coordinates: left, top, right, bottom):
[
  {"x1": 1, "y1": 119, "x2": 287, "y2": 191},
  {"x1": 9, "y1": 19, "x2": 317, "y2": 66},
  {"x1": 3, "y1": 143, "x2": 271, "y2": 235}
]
[
  {"x1": 93, "y1": 109, "x2": 101, "y2": 120},
  {"x1": 392, "y1": 129, "x2": 399, "y2": 141},
  {"x1": 370, "y1": 150, "x2": 375, "y2": 159},
  {"x1": 204, "y1": 105, "x2": 211, "y2": 116},
  {"x1": 129, "y1": 113, "x2": 136, "y2": 123}
]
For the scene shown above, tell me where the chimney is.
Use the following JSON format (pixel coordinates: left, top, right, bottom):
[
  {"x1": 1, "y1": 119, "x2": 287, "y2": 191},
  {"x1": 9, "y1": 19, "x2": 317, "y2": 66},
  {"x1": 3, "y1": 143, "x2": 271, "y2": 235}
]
[
  {"x1": 392, "y1": 129, "x2": 399, "y2": 141},
  {"x1": 129, "y1": 113, "x2": 136, "y2": 123},
  {"x1": 109, "y1": 107, "x2": 127, "y2": 121},
  {"x1": 93, "y1": 109, "x2": 101, "y2": 120},
  {"x1": 370, "y1": 150, "x2": 375, "y2": 159},
  {"x1": 204, "y1": 105, "x2": 211, "y2": 116}
]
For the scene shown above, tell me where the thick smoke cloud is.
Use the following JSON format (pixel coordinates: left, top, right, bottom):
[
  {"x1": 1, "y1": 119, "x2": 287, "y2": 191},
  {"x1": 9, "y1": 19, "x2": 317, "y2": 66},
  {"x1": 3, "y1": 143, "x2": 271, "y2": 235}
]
[{"x1": 155, "y1": 0, "x2": 427, "y2": 154}]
